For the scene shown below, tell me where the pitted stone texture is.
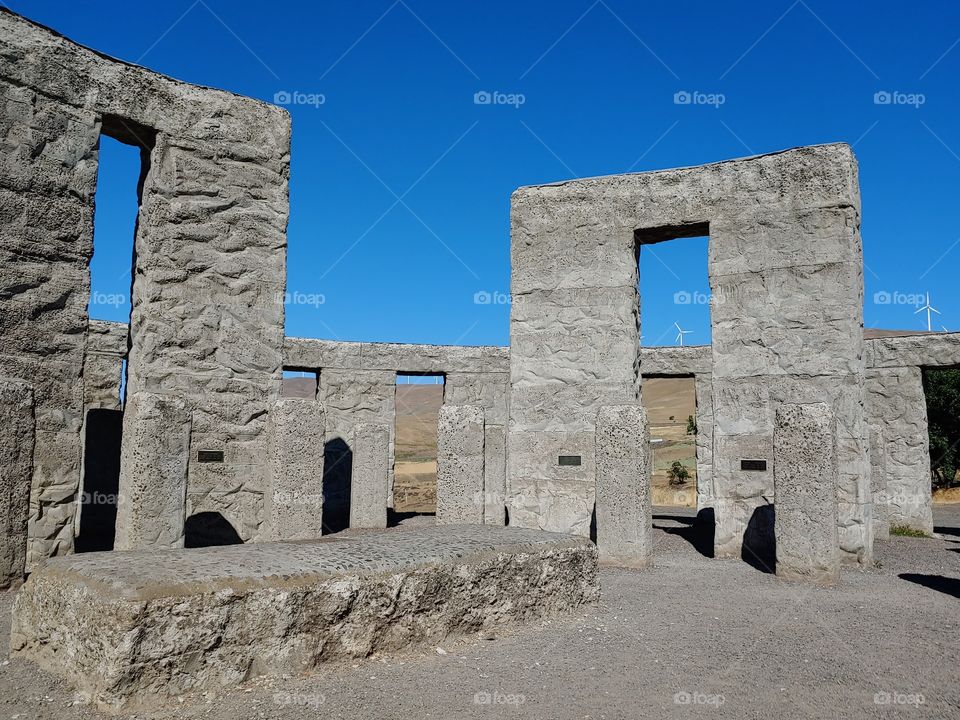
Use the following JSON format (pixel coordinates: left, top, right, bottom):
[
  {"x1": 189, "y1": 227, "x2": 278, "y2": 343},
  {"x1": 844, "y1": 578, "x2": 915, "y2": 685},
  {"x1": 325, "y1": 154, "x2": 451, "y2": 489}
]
[
  {"x1": 508, "y1": 145, "x2": 869, "y2": 563},
  {"x1": 437, "y1": 405, "x2": 485, "y2": 525},
  {"x1": 640, "y1": 345, "x2": 712, "y2": 375},
  {"x1": 350, "y1": 423, "x2": 390, "y2": 529},
  {"x1": 864, "y1": 366, "x2": 932, "y2": 534},
  {"x1": 774, "y1": 403, "x2": 840, "y2": 584},
  {"x1": 0, "y1": 379, "x2": 34, "y2": 588},
  {"x1": 10, "y1": 525, "x2": 599, "y2": 711},
  {"x1": 483, "y1": 424, "x2": 507, "y2": 525},
  {"x1": 264, "y1": 398, "x2": 325, "y2": 540},
  {"x1": 114, "y1": 392, "x2": 192, "y2": 550},
  {"x1": 595, "y1": 405, "x2": 652, "y2": 567}
]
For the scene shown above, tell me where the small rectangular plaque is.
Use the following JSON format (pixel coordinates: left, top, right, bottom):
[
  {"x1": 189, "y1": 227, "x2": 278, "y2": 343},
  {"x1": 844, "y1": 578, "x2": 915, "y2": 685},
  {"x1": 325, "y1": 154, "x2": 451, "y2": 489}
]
[
  {"x1": 558, "y1": 455, "x2": 581, "y2": 466},
  {"x1": 197, "y1": 450, "x2": 224, "y2": 463},
  {"x1": 740, "y1": 459, "x2": 767, "y2": 472}
]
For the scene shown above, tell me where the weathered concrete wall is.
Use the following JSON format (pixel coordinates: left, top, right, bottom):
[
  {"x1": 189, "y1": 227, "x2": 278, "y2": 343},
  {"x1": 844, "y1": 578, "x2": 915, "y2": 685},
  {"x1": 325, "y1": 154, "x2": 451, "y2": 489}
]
[
  {"x1": 864, "y1": 366, "x2": 933, "y2": 534},
  {"x1": 284, "y1": 338, "x2": 509, "y2": 528},
  {"x1": 862, "y1": 332, "x2": 960, "y2": 534},
  {"x1": 774, "y1": 403, "x2": 840, "y2": 584},
  {"x1": 0, "y1": 10, "x2": 290, "y2": 563},
  {"x1": 510, "y1": 145, "x2": 870, "y2": 566},
  {"x1": 264, "y1": 398, "x2": 325, "y2": 540},
  {"x1": 595, "y1": 404, "x2": 652, "y2": 567}
]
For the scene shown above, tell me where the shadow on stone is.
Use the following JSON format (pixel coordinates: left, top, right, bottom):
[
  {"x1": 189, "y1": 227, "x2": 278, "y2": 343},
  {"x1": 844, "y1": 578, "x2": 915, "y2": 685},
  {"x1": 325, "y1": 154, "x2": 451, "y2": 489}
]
[
  {"x1": 76, "y1": 409, "x2": 123, "y2": 553},
  {"x1": 899, "y1": 573, "x2": 960, "y2": 599},
  {"x1": 742, "y1": 504, "x2": 776, "y2": 574},
  {"x1": 653, "y1": 508, "x2": 715, "y2": 558},
  {"x1": 322, "y1": 437, "x2": 352, "y2": 534},
  {"x1": 184, "y1": 512, "x2": 242, "y2": 548},
  {"x1": 388, "y1": 509, "x2": 435, "y2": 527}
]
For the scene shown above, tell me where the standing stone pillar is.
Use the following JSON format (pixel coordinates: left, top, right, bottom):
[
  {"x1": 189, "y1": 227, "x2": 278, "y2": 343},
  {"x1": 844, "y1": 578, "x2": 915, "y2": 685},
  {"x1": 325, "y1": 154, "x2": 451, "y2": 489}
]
[
  {"x1": 774, "y1": 403, "x2": 840, "y2": 584},
  {"x1": 350, "y1": 423, "x2": 390, "y2": 529},
  {"x1": 437, "y1": 405, "x2": 485, "y2": 525},
  {"x1": 264, "y1": 398, "x2": 326, "y2": 540},
  {"x1": 0, "y1": 379, "x2": 34, "y2": 589},
  {"x1": 595, "y1": 405, "x2": 653, "y2": 567},
  {"x1": 115, "y1": 392, "x2": 192, "y2": 550},
  {"x1": 868, "y1": 426, "x2": 890, "y2": 540},
  {"x1": 693, "y1": 374, "x2": 714, "y2": 509},
  {"x1": 483, "y1": 424, "x2": 506, "y2": 526}
]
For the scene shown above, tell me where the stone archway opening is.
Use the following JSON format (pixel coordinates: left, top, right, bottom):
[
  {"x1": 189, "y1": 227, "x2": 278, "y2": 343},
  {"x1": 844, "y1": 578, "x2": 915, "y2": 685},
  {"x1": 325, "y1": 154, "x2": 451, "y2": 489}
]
[{"x1": 392, "y1": 372, "x2": 445, "y2": 524}]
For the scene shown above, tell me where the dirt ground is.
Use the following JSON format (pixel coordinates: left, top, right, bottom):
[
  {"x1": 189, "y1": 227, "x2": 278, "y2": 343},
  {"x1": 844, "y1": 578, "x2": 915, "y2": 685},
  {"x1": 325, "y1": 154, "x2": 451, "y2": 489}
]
[{"x1": 2, "y1": 506, "x2": 958, "y2": 720}]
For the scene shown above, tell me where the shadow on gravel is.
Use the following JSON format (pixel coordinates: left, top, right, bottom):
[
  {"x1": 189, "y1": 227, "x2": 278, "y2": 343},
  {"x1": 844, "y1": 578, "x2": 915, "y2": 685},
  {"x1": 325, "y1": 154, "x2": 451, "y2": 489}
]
[
  {"x1": 899, "y1": 573, "x2": 960, "y2": 599},
  {"x1": 934, "y1": 525, "x2": 960, "y2": 538},
  {"x1": 653, "y1": 509, "x2": 715, "y2": 558}
]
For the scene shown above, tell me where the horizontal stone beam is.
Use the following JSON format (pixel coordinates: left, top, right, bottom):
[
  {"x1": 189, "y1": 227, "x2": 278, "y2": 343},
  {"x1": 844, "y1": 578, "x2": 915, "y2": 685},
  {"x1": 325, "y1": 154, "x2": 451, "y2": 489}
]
[{"x1": 283, "y1": 337, "x2": 509, "y2": 374}]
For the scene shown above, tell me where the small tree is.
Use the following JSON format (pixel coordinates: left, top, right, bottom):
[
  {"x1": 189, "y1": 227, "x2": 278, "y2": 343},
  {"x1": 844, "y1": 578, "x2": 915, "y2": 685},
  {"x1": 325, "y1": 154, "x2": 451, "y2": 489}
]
[
  {"x1": 667, "y1": 460, "x2": 690, "y2": 486},
  {"x1": 669, "y1": 415, "x2": 675, "y2": 422},
  {"x1": 686, "y1": 414, "x2": 697, "y2": 435}
]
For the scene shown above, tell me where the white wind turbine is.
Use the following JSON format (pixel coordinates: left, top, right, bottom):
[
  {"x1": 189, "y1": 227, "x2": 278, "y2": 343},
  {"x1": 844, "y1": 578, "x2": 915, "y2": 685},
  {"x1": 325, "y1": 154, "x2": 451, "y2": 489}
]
[
  {"x1": 915, "y1": 292, "x2": 941, "y2": 332},
  {"x1": 674, "y1": 322, "x2": 693, "y2": 347}
]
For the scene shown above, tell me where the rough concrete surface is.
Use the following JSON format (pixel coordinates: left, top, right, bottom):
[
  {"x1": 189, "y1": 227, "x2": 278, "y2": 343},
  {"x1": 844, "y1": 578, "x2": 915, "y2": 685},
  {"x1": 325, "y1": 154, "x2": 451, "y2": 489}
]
[
  {"x1": 264, "y1": 398, "x2": 325, "y2": 540},
  {"x1": 436, "y1": 405, "x2": 485, "y2": 525},
  {"x1": 774, "y1": 403, "x2": 840, "y2": 584},
  {"x1": 350, "y1": 423, "x2": 390, "y2": 529},
  {"x1": 113, "y1": 392, "x2": 192, "y2": 550},
  {"x1": 595, "y1": 404, "x2": 652, "y2": 567},
  {"x1": 2, "y1": 507, "x2": 958, "y2": 720},
  {"x1": 9, "y1": 525, "x2": 597, "y2": 712},
  {"x1": 508, "y1": 145, "x2": 870, "y2": 567}
]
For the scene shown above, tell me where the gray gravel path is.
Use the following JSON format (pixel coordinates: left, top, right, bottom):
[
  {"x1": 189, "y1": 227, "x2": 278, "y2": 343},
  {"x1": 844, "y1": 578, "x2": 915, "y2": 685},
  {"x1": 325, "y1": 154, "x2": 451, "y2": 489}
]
[{"x1": 2, "y1": 506, "x2": 958, "y2": 719}]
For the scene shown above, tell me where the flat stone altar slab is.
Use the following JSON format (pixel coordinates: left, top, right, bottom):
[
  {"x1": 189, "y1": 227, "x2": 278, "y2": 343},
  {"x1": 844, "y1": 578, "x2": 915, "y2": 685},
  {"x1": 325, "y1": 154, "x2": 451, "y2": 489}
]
[{"x1": 10, "y1": 525, "x2": 598, "y2": 711}]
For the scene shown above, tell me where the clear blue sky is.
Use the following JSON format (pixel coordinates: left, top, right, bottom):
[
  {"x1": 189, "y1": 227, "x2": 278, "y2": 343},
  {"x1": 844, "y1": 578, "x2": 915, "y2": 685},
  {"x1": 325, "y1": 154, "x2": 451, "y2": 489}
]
[{"x1": 21, "y1": 0, "x2": 960, "y2": 346}]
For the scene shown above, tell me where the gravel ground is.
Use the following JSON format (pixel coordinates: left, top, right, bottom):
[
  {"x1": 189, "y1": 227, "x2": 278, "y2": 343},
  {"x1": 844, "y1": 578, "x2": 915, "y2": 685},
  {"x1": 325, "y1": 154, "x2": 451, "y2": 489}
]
[{"x1": 2, "y1": 506, "x2": 958, "y2": 720}]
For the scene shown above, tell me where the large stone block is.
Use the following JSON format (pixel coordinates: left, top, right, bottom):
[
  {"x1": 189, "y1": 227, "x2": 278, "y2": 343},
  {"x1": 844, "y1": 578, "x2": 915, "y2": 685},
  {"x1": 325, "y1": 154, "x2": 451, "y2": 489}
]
[
  {"x1": 114, "y1": 392, "x2": 192, "y2": 550},
  {"x1": 595, "y1": 405, "x2": 652, "y2": 567},
  {"x1": 773, "y1": 403, "x2": 840, "y2": 584},
  {"x1": 264, "y1": 398, "x2": 325, "y2": 540},
  {"x1": 0, "y1": 378, "x2": 34, "y2": 588},
  {"x1": 11, "y1": 526, "x2": 599, "y2": 712},
  {"x1": 509, "y1": 145, "x2": 869, "y2": 566},
  {"x1": 350, "y1": 423, "x2": 390, "y2": 529},
  {"x1": 436, "y1": 405, "x2": 485, "y2": 525}
]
